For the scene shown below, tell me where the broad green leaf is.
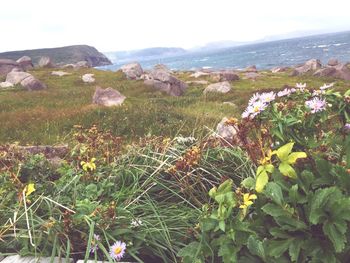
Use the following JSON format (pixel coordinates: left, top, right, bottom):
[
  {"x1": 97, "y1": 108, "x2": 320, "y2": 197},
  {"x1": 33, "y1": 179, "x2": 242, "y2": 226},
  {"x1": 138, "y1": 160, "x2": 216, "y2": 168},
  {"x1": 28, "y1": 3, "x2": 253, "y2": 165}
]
[
  {"x1": 247, "y1": 236, "x2": 266, "y2": 260},
  {"x1": 289, "y1": 239, "x2": 302, "y2": 262},
  {"x1": 289, "y1": 185, "x2": 307, "y2": 204},
  {"x1": 267, "y1": 239, "x2": 291, "y2": 258},
  {"x1": 287, "y1": 152, "x2": 307, "y2": 164},
  {"x1": 261, "y1": 203, "x2": 289, "y2": 217},
  {"x1": 256, "y1": 171, "x2": 269, "y2": 193},
  {"x1": 178, "y1": 242, "x2": 201, "y2": 258},
  {"x1": 241, "y1": 177, "x2": 255, "y2": 189},
  {"x1": 279, "y1": 162, "x2": 297, "y2": 178},
  {"x1": 276, "y1": 142, "x2": 294, "y2": 162},
  {"x1": 323, "y1": 221, "x2": 347, "y2": 253},
  {"x1": 264, "y1": 182, "x2": 283, "y2": 206}
]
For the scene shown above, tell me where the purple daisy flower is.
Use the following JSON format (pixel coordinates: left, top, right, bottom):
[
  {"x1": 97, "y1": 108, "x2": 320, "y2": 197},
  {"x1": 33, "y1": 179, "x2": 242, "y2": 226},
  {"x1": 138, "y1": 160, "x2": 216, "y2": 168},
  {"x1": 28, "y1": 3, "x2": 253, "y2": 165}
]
[
  {"x1": 109, "y1": 241, "x2": 126, "y2": 261},
  {"x1": 305, "y1": 97, "x2": 327, "y2": 113},
  {"x1": 277, "y1": 88, "x2": 291, "y2": 97},
  {"x1": 320, "y1": 83, "x2": 334, "y2": 90},
  {"x1": 343, "y1": 123, "x2": 350, "y2": 133},
  {"x1": 259, "y1": 91, "x2": 276, "y2": 103},
  {"x1": 248, "y1": 92, "x2": 261, "y2": 105},
  {"x1": 296, "y1": 83, "x2": 307, "y2": 89},
  {"x1": 90, "y1": 234, "x2": 100, "y2": 253}
]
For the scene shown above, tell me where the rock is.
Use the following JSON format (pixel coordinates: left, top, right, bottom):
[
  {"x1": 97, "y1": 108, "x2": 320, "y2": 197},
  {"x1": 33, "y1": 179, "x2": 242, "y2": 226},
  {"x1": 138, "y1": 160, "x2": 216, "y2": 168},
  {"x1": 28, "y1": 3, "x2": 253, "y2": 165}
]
[
  {"x1": 62, "y1": 64, "x2": 75, "y2": 69},
  {"x1": 190, "y1": 71, "x2": 209, "y2": 78},
  {"x1": 328, "y1": 58, "x2": 339, "y2": 66},
  {"x1": 271, "y1": 66, "x2": 289, "y2": 73},
  {"x1": 140, "y1": 74, "x2": 151, "y2": 80},
  {"x1": 244, "y1": 72, "x2": 260, "y2": 80},
  {"x1": 204, "y1": 81, "x2": 231, "y2": 94},
  {"x1": 0, "y1": 81, "x2": 14, "y2": 88},
  {"x1": 6, "y1": 71, "x2": 32, "y2": 84},
  {"x1": 145, "y1": 69, "x2": 187, "y2": 96},
  {"x1": 20, "y1": 76, "x2": 46, "y2": 91},
  {"x1": 314, "y1": 63, "x2": 350, "y2": 80},
  {"x1": 92, "y1": 87, "x2": 126, "y2": 106},
  {"x1": 121, "y1": 62, "x2": 143, "y2": 79},
  {"x1": 1, "y1": 255, "x2": 73, "y2": 263},
  {"x1": 215, "y1": 117, "x2": 239, "y2": 142},
  {"x1": 51, "y1": 71, "x2": 71, "y2": 76},
  {"x1": 211, "y1": 71, "x2": 239, "y2": 82},
  {"x1": 0, "y1": 59, "x2": 21, "y2": 76},
  {"x1": 153, "y1": 64, "x2": 171, "y2": 73},
  {"x1": 186, "y1": 80, "x2": 209, "y2": 85},
  {"x1": 245, "y1": 65, "x2": 257, "y2": 72},
  {"x1": 82, "y1": 73, "x2": 95, "y2": 83},
  {"x1": 293, "y1": 59, "x2": 322, "y2": 75},
  {"x1": 16, "y1": 56, "x2": 33, "y2": 70},
  {"x1": 17, "y1": 145, "x2": 69, "y2": 159},
  {"x1": 75, "y1": 60, "x2": 91, "y2": 68},
  {"x1": 38, "y1": 56, "x2": 54, "y2": 68}
]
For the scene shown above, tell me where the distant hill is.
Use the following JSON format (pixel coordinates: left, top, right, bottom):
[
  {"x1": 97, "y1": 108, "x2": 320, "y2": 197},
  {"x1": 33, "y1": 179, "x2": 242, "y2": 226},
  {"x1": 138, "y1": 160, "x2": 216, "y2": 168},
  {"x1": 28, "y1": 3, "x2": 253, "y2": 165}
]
[
  {"x1": 0, "y1": 45, "x2": 112, "y2": 67},
  {"x1": 105, "y1": 47, "x2": 187, "y2": 63}
]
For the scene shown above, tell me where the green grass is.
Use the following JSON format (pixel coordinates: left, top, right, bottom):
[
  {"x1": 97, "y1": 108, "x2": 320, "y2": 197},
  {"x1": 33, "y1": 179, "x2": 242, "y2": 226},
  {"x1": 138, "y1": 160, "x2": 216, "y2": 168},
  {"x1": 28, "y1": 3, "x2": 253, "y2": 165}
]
[{"x1": 0, "y1": 67, "x2": 349, "y2": 144}]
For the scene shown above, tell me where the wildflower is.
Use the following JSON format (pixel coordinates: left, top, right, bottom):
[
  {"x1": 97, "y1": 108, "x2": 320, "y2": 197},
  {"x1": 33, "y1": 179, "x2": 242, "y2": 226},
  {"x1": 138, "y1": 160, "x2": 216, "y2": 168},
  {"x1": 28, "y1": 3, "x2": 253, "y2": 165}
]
[
  {"x1": 290, "y1": 88, "x2": 297, "y2": 93},
  {"x1": 81, "y1": 158, "x2": 96, "y2": 172},
  {"x1": 296, "y1": 83, "x2": 306, "y2": 89},
  {"x1": 131, "y1": 219, "x2": 143, "y2": 228},
  {"x1": 109, "y1": 241, "x2": 126, "y2": 261},
  {"x1": 312, "y1": 89, "x2": 325, "y2": 97},
  {"x1": 239, "y1": 193, "x2": 257, "y2": 210},
  {"x1": 343, "y1": 123, "x2": 350, "y2": 134},
  {"x1": 305, "y1": 97, "x2": 327, "y2": 113},
  {"x1": 249, "y1": 100, "x2": 268, "y2": 118},
  {"x1": 90, "y1": 234, "x2": 100, "y2": 253},
  {"x1": 25, "y1": 183, "x2": 36, "y2": 197},
  {"x1": 248, "y1": 92, "x2": 261, "y2": 105},
  {"x1": 320, "y1": 83, "x2": 334, "y2": 90},
  {"x1": 277, "y1": 88, "x2": 291, "y2": 97},
  {"x1": 259, "y1": 91, "x2": 276, "y2": 103}
]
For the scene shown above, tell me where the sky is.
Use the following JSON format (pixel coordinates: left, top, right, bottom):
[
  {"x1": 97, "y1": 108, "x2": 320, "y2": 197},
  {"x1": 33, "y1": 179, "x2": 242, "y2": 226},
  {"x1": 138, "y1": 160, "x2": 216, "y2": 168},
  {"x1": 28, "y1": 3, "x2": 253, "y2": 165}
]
[{"x1": 1, "y1": 0, "x2": 350, "y2": 52}]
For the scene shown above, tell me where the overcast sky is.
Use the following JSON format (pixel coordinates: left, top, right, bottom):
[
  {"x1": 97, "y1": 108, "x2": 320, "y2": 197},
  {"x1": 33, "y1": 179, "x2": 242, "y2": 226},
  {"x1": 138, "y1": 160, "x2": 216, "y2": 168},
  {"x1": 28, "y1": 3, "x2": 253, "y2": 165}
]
[{"x1": 1, "y1": 0, "x2": 350, "y2": 52}]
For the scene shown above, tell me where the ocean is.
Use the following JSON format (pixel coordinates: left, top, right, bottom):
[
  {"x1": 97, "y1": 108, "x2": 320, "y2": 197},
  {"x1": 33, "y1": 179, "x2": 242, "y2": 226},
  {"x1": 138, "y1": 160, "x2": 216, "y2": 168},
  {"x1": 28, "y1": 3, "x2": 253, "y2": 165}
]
[{"x1": 100, "y1": 31, "x2": 350, "y2": 71}]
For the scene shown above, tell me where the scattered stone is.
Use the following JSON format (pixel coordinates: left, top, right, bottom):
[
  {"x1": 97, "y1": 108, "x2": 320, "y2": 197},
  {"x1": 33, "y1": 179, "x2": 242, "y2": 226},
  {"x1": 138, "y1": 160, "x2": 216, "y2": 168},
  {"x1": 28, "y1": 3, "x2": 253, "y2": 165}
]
[
  {"x1": 244, "y1": 72, "x2": 260, "y2": 80},
  {"x1": 0, "y1": 81, "x2": 14, "y2": 88},
  {"x1": 75, "y1": 60, "x2": 91, "y2": 68},
  {"x1": 38, "y1": 56, "x2": 54, "y2": 68},
  {"x1": 82, "y1": 73, "x2": 95, "y2": 83},
  {"x1": 271, "y1": 66, "x2": 289, "y2": 73},
  {"x1": 293, "y1": 58, "x2": 322, "y2": 75},
  {"x1": 204, "y1": 81, "x2": 231, "y2": 94},
  {"x1": 313, "y1": 63, "x2": 350, "y2": 80},
  {"x1": 245, "y1": 65, "x2": 257, "y2": 72},
  {"x1": 121, "y1": 62, "x2": 143, "y2": 79},
  {"x1": 16, "y1": 56, "x2": 34, "y2": 70},
  {"x1": 190, "y1": 71, "x2": 209, "y2": 78},
  {"x1": 144, "y1": 68, "x2": 187, "y2": 96},
  {"x1": 20, "y1": 75, "x2": 46, "y2": 90},
  {"x1": 51, "y1": 71, "x2": 71, "y2": 76},
  {"x1": 92, "y1": 87, "x2": 126, "y2": 106},
  {"x1": 140, "y1": 74, "x2": 151, "y2": 80},
  {"x1": 0, "y1": 58, "x2": 20, "y2": 76},
  {"x1": 6, "y1": 71, "x2": 32, "y2": 85},
  {"x1": 215, "y1": 117, "x2": 239, "y2": 142},
  {"x1": 328, "y1": 58, "x2": 339, "y2": 66},
  {"x1": 186, "y1": 80, "x2": 209, "y2": 85},
  {"x1": 62, "y1": 64, "x2": 76, "y2": 69},
  {"x1": 211, "y1": 71, "x2": 239, "y2": 82}
]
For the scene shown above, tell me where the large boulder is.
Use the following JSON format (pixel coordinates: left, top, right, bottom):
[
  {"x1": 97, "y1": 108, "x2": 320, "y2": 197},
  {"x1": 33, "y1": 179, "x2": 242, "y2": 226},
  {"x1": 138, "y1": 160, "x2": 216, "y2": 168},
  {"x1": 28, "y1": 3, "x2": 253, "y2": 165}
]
[
  {"x1": 120, "y1": 62, "x2": 143, "y2": 79},
  {"x1": 20, "y1": 75, "x2": 46, "y2": 90},
  {"x1": 271, "y1": 66, "x2": 289, "y2": 73},
  {"x1": 75, "y1": 60, "x2": 91, "y2": 68},
  {"x1": 245, "y1": 65, "x2": 257, "y2": 72},
  {"x1": 82, "y1": 73, "x2": 95, "y2": 83},
  {"x1": 92, "y1": 87, "x2": 126, "y2": 106},
  {"x1": 144, "y1": 69, "x2": 187, "y2": 96},
  {"x1": 0, "y1": 81, "x2": 14, "y2": 88},
  {"x1": 6, "y1": 71, "x2": 32, "y2": 85},
  {"x1": 293, "y1": 59, "x2": 322, "y2": 75},
  {"x1": 244, "y1": 72, "x2": 261, "y2": 80},
  {"x1": 204, "y1": 81, "x2": 231, "y2": 94},
  {"x1": 215, "y1": 117, "x2": 239, "y2": 142},
  {"x1": 16, "y1": 56, "x2": 33, "y2": 71},
  {"x1": 153, "y1": 64, "x2": 172, "y2": 73},
  {"x1": 190, "y1": 71, "x2": 209, "y2": 78},
  {"x1": 0, "y1": 59, "x2": 20, "y2": 76},
  {"x1": 314, "y1": 63, "x2": 350, "y2": 81},
  {"x1": 38, "y1": 56, "x2": 54, "y2": 68},
  {"x1": 328, "y1": 58, "x2": 339, "y2": 67},
  {"x1": 211, "y1": 71, "x2": 239, "y2": 82}
]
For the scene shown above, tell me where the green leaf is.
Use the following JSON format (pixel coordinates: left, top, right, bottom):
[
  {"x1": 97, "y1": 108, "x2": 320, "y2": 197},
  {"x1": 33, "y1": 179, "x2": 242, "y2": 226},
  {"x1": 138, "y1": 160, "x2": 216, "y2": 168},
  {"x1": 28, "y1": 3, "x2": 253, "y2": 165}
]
[
  {"x1": 264, "y1": 182, "x2": 284, "y2": 206},
  {"x1": 275, "y1": 142, "x2": 294, "y2": 162},
  {"x1": 178, "y1": 241, "x2": 201, "y2": 258},
  {"x1": 247, "y1": 236, "x2": 265, "y2": 260},
  {"x1": 287, "y1": 152, "x2": 307, "y2": 164},
  {"x1": 289, "y1": 239, "x2": 302, "y2": 262},
  {"x1": 323, "y1": 221, "x2": 347, "y2": 253},
  {"x1": 267, "y1": 239, "x2": 291, "y2": 258},
  {"x1": 279, "y1": 162, "x2": 297, "y2": 178},
  {"x1": 241, "y1": 177, "x2": 255, "y2": 189},
  {"x1": 261, "y1": 203, "x2": 289, "y2": 217},
  {"x1": 256, "y1": 171, "x2": 269, "y2": 193},
  {"x1": 289, "y1": 185, "x2": 307, "y2": 204}
]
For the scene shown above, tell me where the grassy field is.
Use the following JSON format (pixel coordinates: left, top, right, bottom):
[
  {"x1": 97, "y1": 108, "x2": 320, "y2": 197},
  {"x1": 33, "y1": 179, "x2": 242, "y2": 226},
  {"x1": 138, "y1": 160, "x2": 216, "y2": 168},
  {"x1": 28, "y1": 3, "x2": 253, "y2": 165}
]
[{"x1": 0, "y1": 67, "x2": 348, "y2": 144}]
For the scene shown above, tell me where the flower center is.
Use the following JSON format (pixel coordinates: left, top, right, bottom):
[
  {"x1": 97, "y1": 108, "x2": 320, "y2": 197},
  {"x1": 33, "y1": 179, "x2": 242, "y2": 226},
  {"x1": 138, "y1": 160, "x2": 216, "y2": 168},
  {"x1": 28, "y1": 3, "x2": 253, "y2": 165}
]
[{"x1": 114, "y1": 246, "x2": 122, "y2": 255}]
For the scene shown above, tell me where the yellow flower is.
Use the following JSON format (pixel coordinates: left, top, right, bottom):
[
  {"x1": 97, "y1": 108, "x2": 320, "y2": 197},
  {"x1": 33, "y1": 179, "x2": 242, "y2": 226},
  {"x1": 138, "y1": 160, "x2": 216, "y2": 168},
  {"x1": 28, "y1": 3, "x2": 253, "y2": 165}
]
[
  {"x1": 25, "y1": 183, "x2": 36, "y2": 197},
  {"x1": 81, "y1": 158, "x2": 97, "y2": 172},
  {"x1": 239, "y1": 193, "x2": 257, "y2": 209},
  {"x1": 259, "y1": 149, "x2": 273, "y2": 165}
]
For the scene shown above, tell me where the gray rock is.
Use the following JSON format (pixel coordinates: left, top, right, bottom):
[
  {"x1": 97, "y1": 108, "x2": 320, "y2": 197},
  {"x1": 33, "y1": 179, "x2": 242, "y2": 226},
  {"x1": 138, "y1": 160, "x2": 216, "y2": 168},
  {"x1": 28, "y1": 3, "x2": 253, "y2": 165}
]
[
  {"x1": 6, "y1": 71, "x2": 32, "y2": 84},
  {"x1": 93, "y1": 87, "x2": 126, "y2": 106},
  {"x1": 16, "y1": 56, "x2": 34, "y2": 70},
  {"x1": 0, "y1": 255, "x2": 72, "y2": 263},
  {"x1": 293, "y1": 59, "x2": 322, "y2": 75},
  {"x1": 245, "y1": 65, "x2": 257, "y2": 72},
  {"x1": 215, "y1": 117, "x2": 239, "y2": 142},
  {"x1": 38, "y1": 56, "x2": 54, "y2": 68},
  {"x1": 211, "y1": 71, "x2": 239, "y2": 82},
  {"x1": 0, "y1": 81, "x2": 14, "y2": 88},
  {"x1": 75, "y1": 60, "x2": 91, "y2": 68},
  {"x1": 51, "y1": 71, "x2": 71, "y2": 76},
  {"x1": 190, "y1": 71, "x2": 209, "y2": 78},
  {"x1": 244, "y1": 72, "x2": 260, "y2": 80},
  {"x1": 20, "y1": 75, "x2": 46, "y2": 90},
  {"x1": 121, "y1": 62, "x2": 143, "y2": 79},
  {"x1": 82, "y1": 73, "x2": 95, "y2": 83},
  {"x1": 328, "y1": 58, "x2": 339, "y2": 66},
  {"x1": 204, "y1": 81, "x2": 231, "y2": 94},
  {"x1": 153, "y1": 64, "x2": 171, "y2": 73},
  {"x1": 313, "y1": 63, "x2": 350, "y2": 80},
  {"x1": 16, "y1": 144, "x2": 68, "y2": 159},
  {"x1": 271, "y1": 66, "x2": 289, "y2": 73},
  {"x1": 61, "y1": 64, "x2": 75, "y2": 69},
  {"x1": 0, "y1": 59, "x2": 21, "y2": 76},
  {"x1": 186, "y1": 80, "x2": 209, "y2": 85}
]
